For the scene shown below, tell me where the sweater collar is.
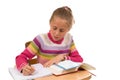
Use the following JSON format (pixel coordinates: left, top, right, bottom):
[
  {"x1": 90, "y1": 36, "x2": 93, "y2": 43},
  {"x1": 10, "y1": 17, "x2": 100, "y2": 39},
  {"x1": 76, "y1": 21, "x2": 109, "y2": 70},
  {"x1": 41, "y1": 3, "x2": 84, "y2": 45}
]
[{"x1": 48, "y1": 32, "x2": 64, "y2": 44}]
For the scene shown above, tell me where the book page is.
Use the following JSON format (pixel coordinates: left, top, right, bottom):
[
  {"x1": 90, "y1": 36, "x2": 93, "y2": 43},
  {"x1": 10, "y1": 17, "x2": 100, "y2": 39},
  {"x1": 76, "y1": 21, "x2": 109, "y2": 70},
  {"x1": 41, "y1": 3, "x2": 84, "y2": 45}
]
[
  {"x1": 56, "y1": 60, "x2": 82, "y2": 70},
  {"x1": 80, "y1": 63, "x2": 96, "y2": 76},
  {"x1": 9, "y1": 63, "x2": 52, "y2": 80}
]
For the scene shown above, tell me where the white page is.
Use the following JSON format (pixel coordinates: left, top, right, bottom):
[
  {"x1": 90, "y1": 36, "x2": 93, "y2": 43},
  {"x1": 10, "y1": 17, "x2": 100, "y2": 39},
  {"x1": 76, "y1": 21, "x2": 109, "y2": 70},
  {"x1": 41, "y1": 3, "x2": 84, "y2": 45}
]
[
  {"x1": 8, "y1": 63, "x2": 52, "y2": 80},
  {"x1": 57, "y1": 60, "x2": 82, "y2": 70}
]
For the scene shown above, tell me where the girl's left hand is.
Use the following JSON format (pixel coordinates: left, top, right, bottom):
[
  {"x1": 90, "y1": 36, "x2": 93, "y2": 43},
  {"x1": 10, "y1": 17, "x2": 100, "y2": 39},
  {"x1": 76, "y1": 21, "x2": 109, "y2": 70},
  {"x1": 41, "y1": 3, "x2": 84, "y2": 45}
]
[{"x1": 43, "y1": 54, "x2": 67, "y2": 67}]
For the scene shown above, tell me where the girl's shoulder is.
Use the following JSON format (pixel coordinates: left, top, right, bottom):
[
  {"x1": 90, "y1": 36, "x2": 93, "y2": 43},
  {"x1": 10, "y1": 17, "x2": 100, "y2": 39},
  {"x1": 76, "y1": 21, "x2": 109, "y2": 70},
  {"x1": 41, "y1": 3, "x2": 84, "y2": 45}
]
[
  {"x1": 62, "y1": 33, "x2": 73, "y2": 44},
  {"x1": 33, "y1": 33, "x2": 48, "y2": 42},
  {"x1": 64, "y1": 33, "x2": 73, "y2": 39},
  {"x1": 36, "y1": 33, "x2": 47, "y2": 37}
]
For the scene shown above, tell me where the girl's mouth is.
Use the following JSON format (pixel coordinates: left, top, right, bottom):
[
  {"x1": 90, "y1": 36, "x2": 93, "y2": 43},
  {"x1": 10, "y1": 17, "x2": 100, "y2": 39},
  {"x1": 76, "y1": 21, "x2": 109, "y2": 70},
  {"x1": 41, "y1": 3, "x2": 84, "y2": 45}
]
[{"x1": 54, "y1": 36, "x2": 60, "y2": 40}]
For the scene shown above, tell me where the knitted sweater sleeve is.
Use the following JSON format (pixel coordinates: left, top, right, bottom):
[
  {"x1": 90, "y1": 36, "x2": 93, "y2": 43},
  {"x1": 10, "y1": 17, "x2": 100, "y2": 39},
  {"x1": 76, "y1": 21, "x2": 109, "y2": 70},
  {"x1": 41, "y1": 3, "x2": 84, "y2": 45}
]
[
  {"x1": 66, "y1": 40, "x2": 83, "y2": 62},
  {"x1": 16, "y1": 40, "x2": 39, "y2": 71}
]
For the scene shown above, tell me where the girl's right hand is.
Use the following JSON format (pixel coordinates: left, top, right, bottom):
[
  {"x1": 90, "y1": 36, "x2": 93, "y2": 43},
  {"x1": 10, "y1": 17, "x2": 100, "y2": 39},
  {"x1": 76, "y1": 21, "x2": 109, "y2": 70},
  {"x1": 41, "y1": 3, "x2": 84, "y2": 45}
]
[{"x1": 21, "y1": 64, "x2": 35, "y2": 76}]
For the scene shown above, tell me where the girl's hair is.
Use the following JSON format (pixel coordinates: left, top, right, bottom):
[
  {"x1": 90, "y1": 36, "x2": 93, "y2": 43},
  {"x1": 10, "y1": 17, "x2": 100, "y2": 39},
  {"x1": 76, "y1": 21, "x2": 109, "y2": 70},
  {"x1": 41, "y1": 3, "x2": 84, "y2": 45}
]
[{"x1": 49, "y1": 6, "x2": 75, "y2": 29}]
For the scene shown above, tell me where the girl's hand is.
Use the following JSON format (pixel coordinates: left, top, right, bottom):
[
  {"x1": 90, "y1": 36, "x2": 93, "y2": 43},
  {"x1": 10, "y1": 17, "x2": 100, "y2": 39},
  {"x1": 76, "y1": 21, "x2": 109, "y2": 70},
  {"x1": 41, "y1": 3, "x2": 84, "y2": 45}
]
[
  {"x1": 21, "y1": 64, "x2": 35, "y2": 76},
  {"x1": 43, "y1": 54, "x2": 67, "y2": 67}
]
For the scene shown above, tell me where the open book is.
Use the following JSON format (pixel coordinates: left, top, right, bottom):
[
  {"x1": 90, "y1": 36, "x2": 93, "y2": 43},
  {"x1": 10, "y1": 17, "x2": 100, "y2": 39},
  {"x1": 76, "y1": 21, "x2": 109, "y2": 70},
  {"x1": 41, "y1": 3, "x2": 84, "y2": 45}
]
[
  {"x1": 47, "y1": 60, "x2": 82, "y2": 75},
  {"x1": 9, "y1": 60, "x2": 95, "y2": 80}
]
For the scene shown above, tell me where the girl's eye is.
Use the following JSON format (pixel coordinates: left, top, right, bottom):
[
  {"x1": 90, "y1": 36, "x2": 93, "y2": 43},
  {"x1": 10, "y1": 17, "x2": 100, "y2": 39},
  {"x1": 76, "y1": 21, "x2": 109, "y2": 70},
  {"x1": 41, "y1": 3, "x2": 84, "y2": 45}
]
[
  {"x1": 60, "y1": 29, "x2": 64, "y2": 32},
  {"x1": 53, "y1": 26, "x2": 57, "y2": 30}
]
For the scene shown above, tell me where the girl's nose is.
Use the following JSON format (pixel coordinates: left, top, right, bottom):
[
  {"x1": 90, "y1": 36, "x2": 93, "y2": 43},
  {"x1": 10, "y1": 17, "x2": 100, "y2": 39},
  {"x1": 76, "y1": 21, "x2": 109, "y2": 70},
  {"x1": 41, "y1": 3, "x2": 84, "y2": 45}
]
[{"x1": 55, "y1": 30, "x2": 60, "y2": 36}]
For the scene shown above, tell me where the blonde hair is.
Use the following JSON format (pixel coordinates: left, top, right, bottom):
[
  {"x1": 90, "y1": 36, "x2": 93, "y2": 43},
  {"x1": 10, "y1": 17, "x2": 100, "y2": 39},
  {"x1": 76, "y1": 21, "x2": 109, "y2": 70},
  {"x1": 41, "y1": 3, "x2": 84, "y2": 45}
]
[{"x1": 49, "y1": 6, "x2": 75, "y2": 29}]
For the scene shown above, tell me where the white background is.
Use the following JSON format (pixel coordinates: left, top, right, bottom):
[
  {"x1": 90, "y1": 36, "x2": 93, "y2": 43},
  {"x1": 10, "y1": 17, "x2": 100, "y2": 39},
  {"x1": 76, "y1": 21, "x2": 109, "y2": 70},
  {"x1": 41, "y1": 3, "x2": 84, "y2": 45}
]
[{"x1": 0, "y1": 0, "x2": 120, "y2": 80}]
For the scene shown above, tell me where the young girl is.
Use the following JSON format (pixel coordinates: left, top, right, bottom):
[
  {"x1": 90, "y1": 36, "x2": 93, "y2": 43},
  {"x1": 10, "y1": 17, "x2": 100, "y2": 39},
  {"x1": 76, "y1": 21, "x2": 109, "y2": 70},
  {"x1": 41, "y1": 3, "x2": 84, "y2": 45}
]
[{"x1": 16, "y1": 6, "x2": 83, "y2": 76}]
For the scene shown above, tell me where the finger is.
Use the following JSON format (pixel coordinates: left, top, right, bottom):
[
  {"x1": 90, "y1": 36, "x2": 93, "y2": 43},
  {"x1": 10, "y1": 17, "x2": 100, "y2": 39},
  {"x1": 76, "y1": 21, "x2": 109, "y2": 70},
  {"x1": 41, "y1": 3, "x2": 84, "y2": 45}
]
[
  {"x1": 43, "y1": 62, "x2": 51, "y2": 67},
  {"x1": 24, "y1": 68, "x2": 31, "y2": 74},
  {"x1": 23, "y1": 67, "x2": 34, "y2": 75},
  {"x1": 26, "y1": 65, "x2": 35, "y2": 72},
  {"x1": 54, "y1": 61, "x2": 59, "y2": 64},
  {"x1": 43, "y1": 63, "x2": 49, "y2": 67},
  {"x1": 47, "y1": 62, "x2": 53, "y2": 67},
  {"x1": 22, "y1": 69, "x2": 30, "y2": 76},
  {"x1": 30, "y1": 66, "x2": 35, "y2": 73},
  {"x1": 46, "y1": 62, "x2": 54, "y2": 67}
]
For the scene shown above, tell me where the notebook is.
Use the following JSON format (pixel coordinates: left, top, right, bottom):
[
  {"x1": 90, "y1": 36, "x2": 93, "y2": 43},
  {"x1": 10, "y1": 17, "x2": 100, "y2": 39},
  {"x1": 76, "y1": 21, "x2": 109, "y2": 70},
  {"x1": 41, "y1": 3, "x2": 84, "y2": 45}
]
[{"x1": 8, "y1": 63, "x2": 52, "y2": 80}]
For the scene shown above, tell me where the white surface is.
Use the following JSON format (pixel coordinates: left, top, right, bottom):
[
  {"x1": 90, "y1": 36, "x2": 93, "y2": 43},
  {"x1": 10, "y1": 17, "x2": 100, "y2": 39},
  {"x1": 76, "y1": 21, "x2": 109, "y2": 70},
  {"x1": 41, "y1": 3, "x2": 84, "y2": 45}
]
[
  {"x1": 0, "y1": 0, "x2": 120, "y2": 80},
  {"x1": 9, "y1": 63, "x2": 52, "y2": 80}
]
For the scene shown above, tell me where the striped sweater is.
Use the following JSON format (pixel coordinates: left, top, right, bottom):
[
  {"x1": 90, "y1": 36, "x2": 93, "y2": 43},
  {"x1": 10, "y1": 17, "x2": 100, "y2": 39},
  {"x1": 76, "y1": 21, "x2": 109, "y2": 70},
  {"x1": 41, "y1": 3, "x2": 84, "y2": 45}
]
[{"x1": 16, "y1": 33, "x2": 83, "y2": 71}]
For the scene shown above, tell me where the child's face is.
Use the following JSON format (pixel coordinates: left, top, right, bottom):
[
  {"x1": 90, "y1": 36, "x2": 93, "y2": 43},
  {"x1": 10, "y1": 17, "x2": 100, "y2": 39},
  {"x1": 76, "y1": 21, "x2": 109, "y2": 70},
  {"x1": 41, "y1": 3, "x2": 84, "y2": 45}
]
[{"x1": 50, "y1": 17, "x2": 70, "y2": 41}]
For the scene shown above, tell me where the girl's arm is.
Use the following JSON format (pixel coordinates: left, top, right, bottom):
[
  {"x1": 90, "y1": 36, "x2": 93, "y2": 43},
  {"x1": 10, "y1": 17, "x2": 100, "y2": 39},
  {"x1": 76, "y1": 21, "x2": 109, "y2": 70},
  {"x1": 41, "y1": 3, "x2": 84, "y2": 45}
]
[
  {"x1": 16, "y1": 41, "x2": 39, "y2": 71},
  {"x1": 16, "y1": 49, "x2": 35, "y2": 71},
  {"x1": 66, "y1": 41, "x2": 83, "y2": 62},
  {"x1": 66, "y1": 50, "x2": 83, "y2": 62}
]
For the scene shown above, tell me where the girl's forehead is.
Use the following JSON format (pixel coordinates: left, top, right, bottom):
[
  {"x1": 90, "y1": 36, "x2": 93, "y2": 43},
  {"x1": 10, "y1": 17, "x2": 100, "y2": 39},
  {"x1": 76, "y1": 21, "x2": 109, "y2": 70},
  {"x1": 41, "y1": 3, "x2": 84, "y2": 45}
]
[
  {"x1": 51, "y1": 17, "x2": 68, "y2": 25},
  {"x1": 50, "y1": 16, "x2": 71, "y2": 30},
  {"x1": 52, "y1": 16, "x2": 67, "y2": 22}
]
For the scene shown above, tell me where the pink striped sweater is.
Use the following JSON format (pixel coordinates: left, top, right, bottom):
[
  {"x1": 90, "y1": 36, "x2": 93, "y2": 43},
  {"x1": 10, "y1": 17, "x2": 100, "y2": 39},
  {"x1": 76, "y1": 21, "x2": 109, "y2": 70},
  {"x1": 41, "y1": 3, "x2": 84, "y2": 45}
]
[{"x1": 16, "y1": 33, "x2": 83, "y2": 71}]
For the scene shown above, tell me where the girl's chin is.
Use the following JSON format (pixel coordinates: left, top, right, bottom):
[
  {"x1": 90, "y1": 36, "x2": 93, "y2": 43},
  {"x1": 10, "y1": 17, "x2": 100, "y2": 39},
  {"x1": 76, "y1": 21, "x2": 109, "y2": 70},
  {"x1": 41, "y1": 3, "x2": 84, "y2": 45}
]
[
  {"x1": 53, "y1": 38, "x2": 59, "y2": 41},
  {"x1": 53, "y1": 38, "x2": 60, "y2": 41}
]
